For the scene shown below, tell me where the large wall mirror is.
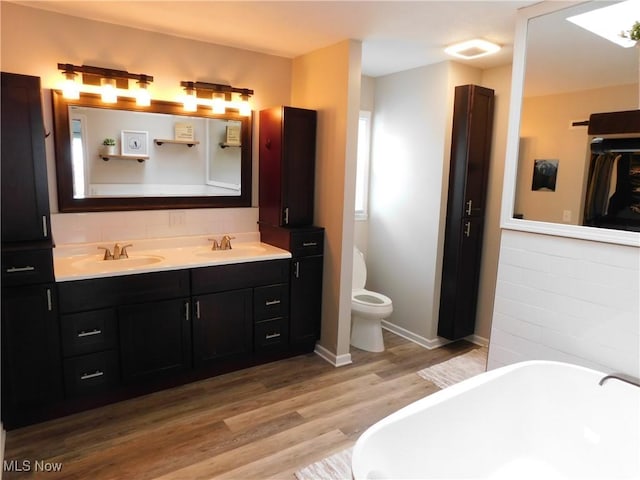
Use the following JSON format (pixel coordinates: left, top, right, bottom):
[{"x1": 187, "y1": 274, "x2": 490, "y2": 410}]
[
  {"x1": 53, "y1": 91, "x2": 252, "y2": 212},
  {"x1": 502, "y1": 0, "x2": 639, "y2": 246}
]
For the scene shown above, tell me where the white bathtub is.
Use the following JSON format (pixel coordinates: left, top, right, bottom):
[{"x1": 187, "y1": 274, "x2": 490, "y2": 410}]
[{"x1": 352, "y1": 361, "x2": 640, "y2": 479}]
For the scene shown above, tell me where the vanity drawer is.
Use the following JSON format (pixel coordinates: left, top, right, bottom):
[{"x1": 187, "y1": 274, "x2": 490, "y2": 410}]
[
  {"x1": 63, "y1": 350, "x2": 120, "y2": 397},
  {"x1": 1, "y1": 248, "x2": 54, "y2": 286},
  {"x1": 290, "y1": 229, "x2": 324, "y2": 257},
  {"x1": 254, "y1": 318, "x2": 289, "y2": 351},
  {"x1": 191, "y1": 259, "x2": 289, "y2": 294},
  {"x1": 254, "y1": 284, "x2": 289, "y2": 321},
  {"x1": 61, "y1": 309, "x2": 118, "y2": 357}
]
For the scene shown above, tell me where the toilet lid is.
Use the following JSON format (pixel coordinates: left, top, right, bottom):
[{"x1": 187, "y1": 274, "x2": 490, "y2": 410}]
[{"x1": 352, "y1": 247, "x2": 366, "y2": 289}]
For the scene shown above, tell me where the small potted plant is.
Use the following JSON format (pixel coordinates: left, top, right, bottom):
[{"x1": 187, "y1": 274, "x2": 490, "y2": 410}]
[
  {"x1": 621, "y1": 21, "x2": 640, "y2": 42},
  {"x1": 102, "y1": 137, "x2": 116, "y2": 155}
]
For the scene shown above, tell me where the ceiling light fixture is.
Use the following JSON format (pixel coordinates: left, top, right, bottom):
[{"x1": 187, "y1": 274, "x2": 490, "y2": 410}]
[
  {"x1": 567, "y1": 0, "x2": 637, "y2": 48},
  {"x1": 444, "y1": 39, "x2": 501, "y2": 60},
  {"x1": 181, "y1": 81, "x2": 254, "y2": 116},
  {"x1": 57, "y1": 63, "x2": 154, "y2": 104}
]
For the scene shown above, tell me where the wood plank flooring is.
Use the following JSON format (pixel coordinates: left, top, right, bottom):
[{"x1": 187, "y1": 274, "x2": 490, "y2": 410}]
[{"x1": 3, "y1": 332, "x2": 479, "y2": 480}]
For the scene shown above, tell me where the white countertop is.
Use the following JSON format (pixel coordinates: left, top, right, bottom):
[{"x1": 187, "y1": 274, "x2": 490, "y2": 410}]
[{"x1": 53, "y1": 233, "x2": 291, "y2": 282}]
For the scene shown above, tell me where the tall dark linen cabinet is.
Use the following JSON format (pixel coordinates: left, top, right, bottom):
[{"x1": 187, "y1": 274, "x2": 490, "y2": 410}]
[
  {"x1": 438, "y1": 85, "x2": 495, "y2": 340},
  {"x1": 258, "y1": 106, "x2": 324, "y2": 349},
  {"x1": 1, "y1": 72, "x2": 63, "y2": 428}
]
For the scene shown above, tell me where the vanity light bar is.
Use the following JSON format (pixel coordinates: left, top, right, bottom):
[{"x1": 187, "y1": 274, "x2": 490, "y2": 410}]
[
  {"x1": 180, "y1": 81, "x2": 254, "y2": 116},
  {"x1": 57, "y1": 63, "x2": 154, "y2": 106}
]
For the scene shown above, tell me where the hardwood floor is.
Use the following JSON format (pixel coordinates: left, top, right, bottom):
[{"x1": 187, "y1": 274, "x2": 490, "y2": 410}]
[{"x1": 3, "y1": 332, "x2": 479, "y2": 479}]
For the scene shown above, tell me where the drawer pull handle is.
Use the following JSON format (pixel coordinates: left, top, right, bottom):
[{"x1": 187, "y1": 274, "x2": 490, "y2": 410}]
[
  {"x1": 6, "y1": 266, "x2": 35, "y2": 273},
  {"x1": 77, "y1": 329, "x2": 102, "y2": 338},
  {"x1": 265, "y1": 332, "x2": 281, "y2": 340},
  {"x1": 302, "y1": 242, "x2": 318, "y2": 247},
  {"x1": 80, "y1": 370, "x2": 104, "y2": 381},
  {"x1": 265, "y1": 299, "x2": 281, "y2": 306}
]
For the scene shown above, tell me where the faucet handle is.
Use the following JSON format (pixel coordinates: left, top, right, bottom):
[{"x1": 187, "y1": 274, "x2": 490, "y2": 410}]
[
  {"x1": 119, "y1": 244, "x2": 133, "y2": 259},
  {"x1": 220, "y1": 235, "x2": 235, "y2": 250},
  {"x1": 207, "y1": 238, "x2": 220, "y2": 251},
  {"x1": 98, "y1": 246, "x2": 113, "y2": 260}
]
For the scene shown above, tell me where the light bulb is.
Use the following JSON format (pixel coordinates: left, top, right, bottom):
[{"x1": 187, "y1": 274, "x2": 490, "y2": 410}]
[
  {"x1": 136, "y1": 81, "x2": 151, "y2": 107},
  {"x1": 183, "y1": 87, "x2": 197, "y2": 112},
  {"x1": 62, "y1": 72, "x2": 80, "y2": 100},
  {"x1": 212, "y1": 92, "x2": 226, "y2": 114},
  {"x1": 239, "y1": 94, "x2": 251, "y2": 117},
  {"x1": 101, "y1": 77, "x2": 117, "y2": 103}
]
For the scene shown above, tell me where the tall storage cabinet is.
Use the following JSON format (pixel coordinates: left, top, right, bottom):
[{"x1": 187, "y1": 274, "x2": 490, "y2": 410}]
[
  {"x1": 259, "y1": 106, "x2": 323, "y2": 352},
  {"x1": 259, "y1": 106, "x2": 317, "y2": 227},
  {"x1": 1, "y1": 72, "x2": 63, "y2": 428},
  {"x1": 438, "y1": 84, "x2": 494, "y2": 340}
]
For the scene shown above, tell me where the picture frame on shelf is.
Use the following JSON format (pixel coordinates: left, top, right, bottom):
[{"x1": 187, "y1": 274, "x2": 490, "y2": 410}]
[{"x1": 121, "y1": 130, "x2": 149, "y2": 157}]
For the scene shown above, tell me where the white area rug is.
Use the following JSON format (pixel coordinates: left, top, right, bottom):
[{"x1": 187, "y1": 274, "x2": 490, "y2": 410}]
[
  {"x1": 294, "y1": 348, "x2": 488, "y2": 479},
  {"x1": 294, "y1": 447, "x2": 353, "y2": 480},
  {"x1": 416, "y1": 347, "x2": 488, "y2": 388}
]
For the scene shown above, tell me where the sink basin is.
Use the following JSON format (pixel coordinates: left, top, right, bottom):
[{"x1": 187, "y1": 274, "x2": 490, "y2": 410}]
[{"x1": 71, "y1": 255, "x2": 165, "y2": 272}]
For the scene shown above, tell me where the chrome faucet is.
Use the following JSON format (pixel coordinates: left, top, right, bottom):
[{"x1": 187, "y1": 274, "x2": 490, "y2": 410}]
[
  {"x1": 599, "y1": 373, "x2": 640, "y2": 388},
  {"x1": 98, "y1": 243, "x2": 132, "y2": 260}
]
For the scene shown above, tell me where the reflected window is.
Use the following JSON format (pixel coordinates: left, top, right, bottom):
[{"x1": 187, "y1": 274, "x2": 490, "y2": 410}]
[
  {"x1": 70, "y1": 117, "x2": 86, "y2": 198},
  {"x1": 355, "y1": 111, "x2": 372, "y2": 220}
]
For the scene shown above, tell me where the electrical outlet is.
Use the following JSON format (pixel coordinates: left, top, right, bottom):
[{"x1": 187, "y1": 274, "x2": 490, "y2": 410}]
[
  {"x1": 562, "y1": 210, "x2": 572, "y2": 222},
  {"x1": 169, "y1": 211, "x2": 186, "y2": 227}
]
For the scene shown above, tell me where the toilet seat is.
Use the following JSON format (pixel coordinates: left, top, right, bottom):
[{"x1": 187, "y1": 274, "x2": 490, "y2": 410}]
[{"x1": 352, "y1": 288, "x2": 393, "y2": 316}]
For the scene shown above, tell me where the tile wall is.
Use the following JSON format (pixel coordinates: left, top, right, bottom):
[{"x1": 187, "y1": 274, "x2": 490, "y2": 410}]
[
  {"x1": 51, "y1": 208, "x2": 259, "y2": 246},
  {"x1": 488, "y1": 230, "x2": 640, "y2": 376}
]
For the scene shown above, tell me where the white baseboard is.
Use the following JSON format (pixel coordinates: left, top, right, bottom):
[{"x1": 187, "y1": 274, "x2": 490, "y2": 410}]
[
  {"x1": 465, "y1": 334, "x2": 489, "y2": 347},
  {"x1": 381, "y1": 321, "x2": 449, "y2": 349},
  {"x1": 381, "y1": 321, "x2": 488, "y2": 350},
  {"x1": 314, "y1": 343, "x2": 353, "y2": 367}
]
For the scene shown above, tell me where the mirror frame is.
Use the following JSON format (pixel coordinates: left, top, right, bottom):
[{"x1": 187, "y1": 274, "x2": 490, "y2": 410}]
[
  {"x1": 52, "y1": 90, "x2": 252, "y2": 212},
  {"x1": 500, "y1": 1, "x2": 640, "y2": 247}
]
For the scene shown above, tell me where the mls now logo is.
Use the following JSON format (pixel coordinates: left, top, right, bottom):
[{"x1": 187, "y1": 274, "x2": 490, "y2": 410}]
[{"x1": 4, "y1": 459, "x2": 63, "y2": 472}]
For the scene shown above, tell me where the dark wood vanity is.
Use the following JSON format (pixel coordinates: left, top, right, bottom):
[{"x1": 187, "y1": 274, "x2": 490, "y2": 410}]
[{"x1": 1, "y1": 73, "x2": 324, "y2": 429}]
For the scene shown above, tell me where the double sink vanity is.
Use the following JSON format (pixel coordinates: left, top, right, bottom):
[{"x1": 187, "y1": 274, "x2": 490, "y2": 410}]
[{"x1": 1, "y1": 72, "x2": 323, "y2": 429}]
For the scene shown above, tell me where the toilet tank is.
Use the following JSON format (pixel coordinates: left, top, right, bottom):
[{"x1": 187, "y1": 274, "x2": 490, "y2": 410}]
[{"x1": 352, "y1": 247, "x2": 367, "y2": 289}]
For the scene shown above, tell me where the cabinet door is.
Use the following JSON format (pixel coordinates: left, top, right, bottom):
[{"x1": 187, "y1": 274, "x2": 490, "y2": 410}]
[
  {"x1": 1, "y1": 72, "x2": 51, "y2": 244},
  {"x1": 119, "y1": 298, "x2": 191, "y2": 384},
  {"x1": 438, "y1": 217, "x2": 484, "y2": 340},
  {"x1": 1, "y1": 284, "x2": 63, "y2": 420},
  {"x1": 290, "y1": 255, "x2": 323, "y2": 345},
  {"x1": 193, "y1": 289, "x2": 252, "y2": 368},
  {"x1": 259, "y1": 106, "x2": 317, "y2": 227},
  {"x1": 282, "y1": 107, "x2": 317, "y2": 226}
]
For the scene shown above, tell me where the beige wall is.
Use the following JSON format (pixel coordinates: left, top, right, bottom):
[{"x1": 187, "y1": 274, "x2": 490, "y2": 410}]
[
  {"x1": 1, "y1": 2, "x2": 292, "y2": 211},
  {"x1": 291, "y1": 40, "x2": 362, "y2": 361},
  {"x1": 515, "y1": 83, "x2": 637, "y2": 224},
  {"x1": 475, "y1": 64, "x2": 513, "y2": 340}
]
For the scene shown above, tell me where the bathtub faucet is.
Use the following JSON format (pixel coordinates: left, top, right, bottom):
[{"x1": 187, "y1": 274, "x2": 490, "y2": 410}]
[{"x1": 598, "y1": 373, "x2": 640, "y2": 388}]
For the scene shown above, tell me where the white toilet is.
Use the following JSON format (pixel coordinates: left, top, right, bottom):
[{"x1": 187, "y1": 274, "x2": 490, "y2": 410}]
[{"x1": 350, "y1": 246, "x2": 393, "y2": 352}]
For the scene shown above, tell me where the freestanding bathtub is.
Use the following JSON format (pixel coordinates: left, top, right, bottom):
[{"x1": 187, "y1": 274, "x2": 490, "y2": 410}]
[{"x1": 352, "y1": 361, "x2": 640, "y2": 479}]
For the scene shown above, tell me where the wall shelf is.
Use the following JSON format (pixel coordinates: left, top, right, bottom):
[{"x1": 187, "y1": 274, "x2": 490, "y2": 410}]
[
  {"x1": 100, "y1": 154, "x2": 148, "y2": 163},
  {"x1": 154, "y1": 139, "x2": 199, "y2": 147},
  {"x1": 219, "y1": 143, "x2": 242, "y2": 149}
]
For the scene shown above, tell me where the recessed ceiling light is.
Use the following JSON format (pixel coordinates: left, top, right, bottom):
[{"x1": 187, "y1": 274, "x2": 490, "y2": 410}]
[
  {"x1": 444, "y1": 39, "x2": 501, "y2": 60},
  {"x1": 567, "y1": 0, "x2": 637, "y2": 48}
]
